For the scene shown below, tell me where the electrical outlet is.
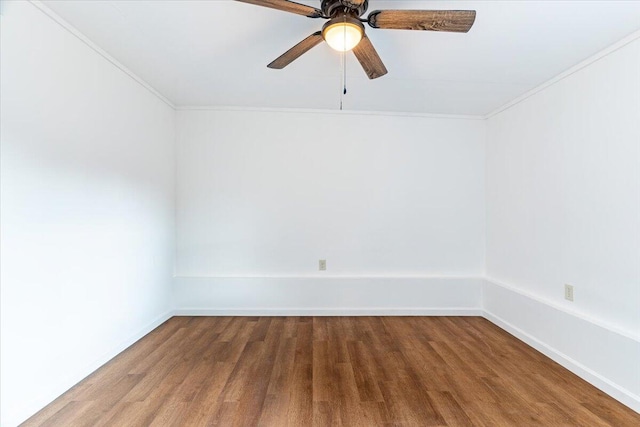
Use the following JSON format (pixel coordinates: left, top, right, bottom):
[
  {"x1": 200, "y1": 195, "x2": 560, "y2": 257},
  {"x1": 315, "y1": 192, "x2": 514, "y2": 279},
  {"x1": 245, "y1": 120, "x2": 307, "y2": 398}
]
[
  {"x1": 564, "y1": 284, "x2": 574, "y2": 301},
  {"x1": 319, "y1": 259, "x2": 326, "y2": 271}
]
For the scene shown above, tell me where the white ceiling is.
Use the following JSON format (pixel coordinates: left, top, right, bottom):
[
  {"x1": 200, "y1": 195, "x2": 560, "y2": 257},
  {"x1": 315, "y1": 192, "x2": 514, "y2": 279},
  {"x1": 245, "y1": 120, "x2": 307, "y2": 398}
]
[{"x1": 41, "y1": 0, "x2": 640, "y2": 115}]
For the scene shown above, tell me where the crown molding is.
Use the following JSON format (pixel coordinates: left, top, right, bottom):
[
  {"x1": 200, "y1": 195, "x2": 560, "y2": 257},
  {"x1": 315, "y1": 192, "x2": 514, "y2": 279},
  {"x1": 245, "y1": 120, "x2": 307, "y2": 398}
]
[
  {"x1": 484, "y1": 28, "x2": 640, "y2": 119},
  {"x1": 25, "y1": 1, "x2": 640, "y2": 121},
  {"x1": 175, "y1": 105, "x2": 486, "y2": 120},
  {"x1": 28, "y1": 1, "x2": 176, "y2": 109}
]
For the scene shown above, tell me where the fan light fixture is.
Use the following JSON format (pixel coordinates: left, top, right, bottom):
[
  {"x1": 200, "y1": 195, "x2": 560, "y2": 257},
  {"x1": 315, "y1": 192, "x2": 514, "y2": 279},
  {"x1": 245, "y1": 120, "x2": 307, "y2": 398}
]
[
  {"x1": 322, "y1": 16, "x2": 364, "y2": 52},
  {"x1": 238, "y1": 0, "x2": 477, "y2": 80}
]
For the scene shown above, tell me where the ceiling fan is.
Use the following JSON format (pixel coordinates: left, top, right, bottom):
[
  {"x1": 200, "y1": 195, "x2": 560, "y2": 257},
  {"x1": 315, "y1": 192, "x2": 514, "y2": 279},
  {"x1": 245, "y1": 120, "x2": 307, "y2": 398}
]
[{"x1": 236, "y1": 0, "x2": 476, "y2": 79}]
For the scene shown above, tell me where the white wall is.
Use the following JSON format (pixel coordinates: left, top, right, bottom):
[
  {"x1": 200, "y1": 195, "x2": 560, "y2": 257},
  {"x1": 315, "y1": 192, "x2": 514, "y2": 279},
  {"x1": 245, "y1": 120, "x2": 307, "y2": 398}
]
[
  {"x1": 174, "y1": 109, "x2": 486, "y2": 312},
  {"x1": 174, "y1": 276, "x2": 483, "y2": 315},
  {"x1": 485, "y1": 36, "x2": 640, "y2": 410},
  {"x1": 0, "y1": 2, "x2": 176, "y2": 426},
  {"x1": 4, "y1": 0, "x2": 639, "y2": 421}
]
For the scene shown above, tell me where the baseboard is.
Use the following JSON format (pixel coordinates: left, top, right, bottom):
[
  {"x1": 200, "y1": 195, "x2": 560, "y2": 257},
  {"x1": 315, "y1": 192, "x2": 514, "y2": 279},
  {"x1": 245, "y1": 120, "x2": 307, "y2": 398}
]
[
  {"x1": 13, "y1": 309, "x2": 174, "y2": 427},
  {"x1": 14, "y1": 278, "x2": 640, "y2": 423},
  {"x1": 173, "y1": 308, "x2": 483, "y2": 316},
  {"x1": 67, "y1": 308, "x2": 174, "y2": 384},
  {"x1": 173, "y1": 276, "x2": 483, "y2": 314},
  {"x1": 482, "y1": 280, "x2": 640, "y2": 413}
]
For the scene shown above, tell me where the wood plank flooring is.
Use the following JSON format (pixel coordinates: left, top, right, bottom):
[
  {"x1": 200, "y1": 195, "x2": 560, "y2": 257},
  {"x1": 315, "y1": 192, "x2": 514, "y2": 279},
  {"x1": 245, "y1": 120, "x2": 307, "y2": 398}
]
[{"x1": 23, "y1": 316, "x2": 640, "y2": 426}]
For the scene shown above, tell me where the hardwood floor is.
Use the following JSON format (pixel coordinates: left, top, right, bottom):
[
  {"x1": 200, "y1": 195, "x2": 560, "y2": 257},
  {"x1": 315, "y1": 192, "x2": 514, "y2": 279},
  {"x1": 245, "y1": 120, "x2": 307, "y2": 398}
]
[{"x1": 23, "y1": 316, "x2": 640, "y2": 426}]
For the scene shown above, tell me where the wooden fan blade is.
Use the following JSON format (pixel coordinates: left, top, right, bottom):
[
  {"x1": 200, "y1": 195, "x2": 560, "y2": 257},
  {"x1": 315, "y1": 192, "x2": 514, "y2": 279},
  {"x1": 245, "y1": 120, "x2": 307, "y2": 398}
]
[
  {"x1": 352, "y1": 35, "x2": 387, "y2": 80},
  {"x1": 235, "y1": 0, "x2": 323, "y2": 18},
  {"x1": 368, "y1": 10, "x2": 476, "y2": 33},
  {"x1": 268, "y1": 31, "x2": 324, "y2": 69}
]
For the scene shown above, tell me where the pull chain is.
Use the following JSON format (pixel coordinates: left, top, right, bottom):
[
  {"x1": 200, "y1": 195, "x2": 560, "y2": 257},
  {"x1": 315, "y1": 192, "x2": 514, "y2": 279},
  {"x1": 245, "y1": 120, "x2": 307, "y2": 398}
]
[
  {"x1": 343, "y1": 49, "x2": 347, "y2": 95},
  {"x1": 339, "y1": 12, "x2": 348, "y2": 110},
  {"x1": 340, "y1": 50, "x2": 344, "y2": 110}
]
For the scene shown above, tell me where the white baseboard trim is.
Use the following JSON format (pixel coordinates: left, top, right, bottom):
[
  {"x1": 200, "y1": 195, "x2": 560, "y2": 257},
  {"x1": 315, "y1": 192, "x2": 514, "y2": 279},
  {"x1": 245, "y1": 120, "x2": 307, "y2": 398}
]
[
  {"x1": 483, "y1": 310, "x2": 640, "y2": 413},
  {"x1": 15, "y1": 309, "x2": 174, "y2": 426},
  {"x1": 173, "y1": 276, "x2": 484, "y2": 315},
  {"x1": 482, "y1": 277, "x2": 640, "y2": 415},
  {"x1": 76, "y1": 308, "x2": 174, "y2": 378},
  {"x1": 173, "y1": 308, "x2": 483, "y2": 317},
  {"x1": 15, "y1": 293, "x2": 640, "y2": 423},
  {"x1": 484, "y1": 278, "x2": 639, "y2": 341}
]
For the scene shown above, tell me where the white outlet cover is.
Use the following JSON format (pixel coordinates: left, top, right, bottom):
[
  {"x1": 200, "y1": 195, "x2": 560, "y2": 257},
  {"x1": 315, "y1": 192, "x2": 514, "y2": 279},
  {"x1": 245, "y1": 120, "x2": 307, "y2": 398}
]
[{"x1": 564, "y1": 284, "x2": 574, "y2": 301}]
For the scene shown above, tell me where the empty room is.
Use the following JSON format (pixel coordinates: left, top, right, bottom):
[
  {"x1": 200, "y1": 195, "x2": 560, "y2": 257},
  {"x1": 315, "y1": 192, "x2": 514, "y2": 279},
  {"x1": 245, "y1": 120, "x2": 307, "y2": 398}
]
[{"x1": 1, "y1": 0, "x2": 639, "y2": 425}]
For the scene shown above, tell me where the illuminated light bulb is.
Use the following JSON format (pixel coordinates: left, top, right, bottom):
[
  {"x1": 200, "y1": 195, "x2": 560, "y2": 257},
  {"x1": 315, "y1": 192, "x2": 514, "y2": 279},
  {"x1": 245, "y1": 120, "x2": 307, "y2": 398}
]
[{"x1": 322, "y1": 17, "x2": 365, "y2": 52}]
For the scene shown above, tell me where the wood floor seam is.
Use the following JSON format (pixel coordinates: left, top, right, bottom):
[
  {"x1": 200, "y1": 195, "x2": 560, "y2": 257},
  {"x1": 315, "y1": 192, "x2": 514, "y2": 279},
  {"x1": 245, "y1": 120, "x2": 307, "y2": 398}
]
[{"x1": 21, "y1": 316, "x2": 640, "y2": 427}]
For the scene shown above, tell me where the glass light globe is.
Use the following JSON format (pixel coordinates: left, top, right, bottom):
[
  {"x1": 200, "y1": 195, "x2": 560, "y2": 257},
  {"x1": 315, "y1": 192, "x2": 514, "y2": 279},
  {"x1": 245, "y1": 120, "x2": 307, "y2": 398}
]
[{"x1": 322, "y1": 19, "x2": 364, "y2": 52}]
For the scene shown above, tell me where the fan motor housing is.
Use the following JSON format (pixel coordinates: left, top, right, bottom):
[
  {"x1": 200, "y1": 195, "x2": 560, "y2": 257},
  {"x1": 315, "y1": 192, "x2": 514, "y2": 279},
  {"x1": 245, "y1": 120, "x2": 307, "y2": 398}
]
[{"x1": 321, "y1": 0, "x2": 369, "y2": 18}]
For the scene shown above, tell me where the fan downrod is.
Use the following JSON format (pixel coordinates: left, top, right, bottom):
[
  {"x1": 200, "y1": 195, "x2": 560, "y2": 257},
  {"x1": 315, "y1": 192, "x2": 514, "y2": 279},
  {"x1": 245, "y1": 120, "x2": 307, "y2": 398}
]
[{"x1": 321, "y1": 0, "x2": 369, "y2": 18}]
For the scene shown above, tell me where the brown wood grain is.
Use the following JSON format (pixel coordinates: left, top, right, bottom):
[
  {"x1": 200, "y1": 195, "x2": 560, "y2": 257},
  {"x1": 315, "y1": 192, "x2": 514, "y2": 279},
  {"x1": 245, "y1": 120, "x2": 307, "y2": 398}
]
[
  {"x1": 369, "y1": 10, "x2": 476, "y2": 33},
  {"x1": 22, "y1": 316, "x2": 640, "y2": 426},
  {"x1": 352, "y1": 35, "x2": 388, "y2": 79},
  {"x1": 235, "y1": 0, "x2": 323, "y2": 18},
  {"x1": 268, "y1": 31, "x2": 324, "y2": 69}
]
